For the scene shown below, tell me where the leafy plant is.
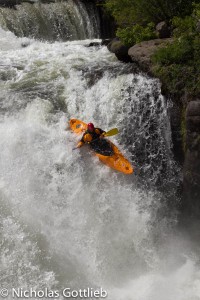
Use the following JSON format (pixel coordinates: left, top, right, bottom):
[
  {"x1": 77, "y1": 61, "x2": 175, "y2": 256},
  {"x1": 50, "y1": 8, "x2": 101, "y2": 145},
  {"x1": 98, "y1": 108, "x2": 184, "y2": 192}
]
[
  {"x1": 104, "y1": 0, "x2": 198, "y2": 26},
  {"x1": 152, "y1": 5, "x2": 200, "y2": 96},
  {"x1": 116, "y1": 23, "x2": 157, "y2": 46}
]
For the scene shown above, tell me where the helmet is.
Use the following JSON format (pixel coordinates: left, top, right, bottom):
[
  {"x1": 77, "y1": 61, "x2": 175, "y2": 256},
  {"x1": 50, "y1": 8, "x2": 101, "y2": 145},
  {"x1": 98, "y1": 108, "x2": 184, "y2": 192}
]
[{"x1": 87, "y1": 123, "x2": 95, "y2": 132}]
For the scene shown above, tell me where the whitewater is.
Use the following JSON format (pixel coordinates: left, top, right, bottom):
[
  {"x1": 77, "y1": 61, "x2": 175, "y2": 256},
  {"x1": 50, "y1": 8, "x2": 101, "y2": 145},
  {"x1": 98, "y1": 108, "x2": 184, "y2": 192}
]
[{"x1": 1, "y1": 27, "x2": 200, "y2": 300}]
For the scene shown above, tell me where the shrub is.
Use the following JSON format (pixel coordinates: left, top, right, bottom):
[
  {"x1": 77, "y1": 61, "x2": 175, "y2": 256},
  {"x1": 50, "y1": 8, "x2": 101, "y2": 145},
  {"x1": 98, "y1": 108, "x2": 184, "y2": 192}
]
[
  {"x1": 152, "y1": 38, "x2": 194, "y2": 65},
  {"x1": 116, "y1": 23, "x2": 157, "y2": 46},
  {"x1": 104, "y1": 0, "x2": 198, "y2": 26},
  {"x1": 152, "y1": 5, "x2": 200, "y2": 96}
]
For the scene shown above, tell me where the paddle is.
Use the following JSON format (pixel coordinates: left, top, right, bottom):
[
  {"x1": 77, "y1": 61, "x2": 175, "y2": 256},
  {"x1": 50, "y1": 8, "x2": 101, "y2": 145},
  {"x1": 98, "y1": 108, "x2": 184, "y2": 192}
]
[
  {"x1": 73, "y1": 128, "x2": 119, "y2": 150},
  {"x1": 103, "y1": 128, "x2": 119, "y2": 137}
]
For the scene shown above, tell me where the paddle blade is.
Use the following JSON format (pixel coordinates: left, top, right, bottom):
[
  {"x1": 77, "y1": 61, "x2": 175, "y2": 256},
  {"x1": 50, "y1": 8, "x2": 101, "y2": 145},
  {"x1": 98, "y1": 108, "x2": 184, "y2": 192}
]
[{"x1": 104, "y1": 128, "x2": 119, "y2": 137}]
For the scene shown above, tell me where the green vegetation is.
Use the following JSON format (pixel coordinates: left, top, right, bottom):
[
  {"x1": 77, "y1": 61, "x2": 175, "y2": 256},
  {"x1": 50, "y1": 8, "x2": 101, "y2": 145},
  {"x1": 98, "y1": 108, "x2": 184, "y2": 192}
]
[
  {"x1": 103, "y1": 0, "x2": 200, "y2": 97},
  {"x1": 152, "y1": 4, "x2": 200, "y2": 96},
  {"x1": 104, "y1": 0, "x2": 198, "y2": 45},
  {"x1": 116, "y1": 23, "x2": 156, "y2": 47},
  {"x1": 104, "y1": 0, "x2": 196, "y2": 26}
]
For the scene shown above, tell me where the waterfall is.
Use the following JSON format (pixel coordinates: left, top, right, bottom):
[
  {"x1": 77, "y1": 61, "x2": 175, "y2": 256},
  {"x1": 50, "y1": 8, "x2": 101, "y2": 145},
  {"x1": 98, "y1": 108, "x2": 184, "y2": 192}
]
[
  {"x1": 0, "y1": 0, "x2": 100, "y2": 41},
  {"x1": 1, "y1": 28, "x2": 200, "y2": 300}
]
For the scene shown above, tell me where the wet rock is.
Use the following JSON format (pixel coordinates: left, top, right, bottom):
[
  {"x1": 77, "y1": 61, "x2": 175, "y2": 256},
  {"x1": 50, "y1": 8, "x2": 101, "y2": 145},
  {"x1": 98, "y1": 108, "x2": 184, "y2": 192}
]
[
  {"x1": 87, "y1": 42, "x2": 101, "y2": 47},
  {"x1": 107, "y1": 38, "x2": 132, "y2": 63},
  {"x1": 183, "y1": 98, "x2": 200, "y2": 217},
  {"x1": 156, "y1": 21, "x2": 171, "y2": 38},
  {"x1": 186, "y1": 116, "x2": 200, "y2": 132},
  {"x1": 186, "y1": 100, "x2": 200, "y2": 116},
  {"x1": 101, "y1": 39, "x2": 111, "y2": 46},
  {"x1": 21, "y1": 41, "x2": 30, "y2": 48},
  {"x1": 186, "y1": 100, "x2": 200, "y2": 133},
  {"x1": 186, "y1": 132, "x2": 200, "y2": 151},
  {"x1": 168, "y1": 100, "x2": 184, "y2": 164},
  {"x1": 183, "y1": 148, "x2": 200, "y2": 215},
  {"x1": 0, "y1": 0, "x2": 20, "y2": 8},
  {"x1": 0, "y1": 0, "x2": 37, "y2": 6}
]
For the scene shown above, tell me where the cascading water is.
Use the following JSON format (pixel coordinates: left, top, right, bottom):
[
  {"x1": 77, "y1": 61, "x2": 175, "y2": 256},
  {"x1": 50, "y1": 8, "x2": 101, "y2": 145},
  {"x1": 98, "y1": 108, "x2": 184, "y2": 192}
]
[
  {"x1": 1, "y1": 23, "x2": 200, "y2": 300},
  {"x1": 0, "y1": 0, "x2": 100, "y2": 41}
]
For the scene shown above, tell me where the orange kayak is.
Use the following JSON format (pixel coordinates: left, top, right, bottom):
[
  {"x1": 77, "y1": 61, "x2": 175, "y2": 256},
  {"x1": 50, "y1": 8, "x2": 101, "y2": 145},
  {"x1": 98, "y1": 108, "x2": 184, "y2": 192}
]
[{"x1": 69, "y1": 119, "x2": 134, "y2": 174}]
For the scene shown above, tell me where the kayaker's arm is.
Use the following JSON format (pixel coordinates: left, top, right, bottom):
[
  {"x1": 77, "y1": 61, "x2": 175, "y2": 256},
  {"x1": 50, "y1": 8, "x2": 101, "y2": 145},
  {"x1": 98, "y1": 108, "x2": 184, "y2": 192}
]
[
  {"x1": 74, "y1": 128, "x2": 105, "y2": 150},
  {"x1": 76, "y1": 133, "x2": 86, "y2": 148},
  {"x1": 95, "y1": 128, "x2": 106, "y2": 138},
  {"x1": 100, "y1": 132, "x2": 106, "y2": 138},
  {"x1": 76, "y1": 141, "x2": 84, "y2": 148}
]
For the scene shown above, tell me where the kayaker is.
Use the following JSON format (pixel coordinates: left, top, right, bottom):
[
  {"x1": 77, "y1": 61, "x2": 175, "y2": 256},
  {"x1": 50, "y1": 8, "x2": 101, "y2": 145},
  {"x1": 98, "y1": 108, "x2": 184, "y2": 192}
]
[{"x1": 76, "y1": 123, "x2": 114, "y2": 156}]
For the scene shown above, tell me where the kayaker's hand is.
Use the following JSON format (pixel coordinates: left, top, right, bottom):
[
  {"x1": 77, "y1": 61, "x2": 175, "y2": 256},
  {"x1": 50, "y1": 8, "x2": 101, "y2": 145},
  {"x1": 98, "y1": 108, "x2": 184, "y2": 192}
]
[
  {"x1": 76, "y1": 141, "x2": 84, "y2": 148},
  {"x1": 100, "y1": 132, "x2": 106, "y2": 139}
]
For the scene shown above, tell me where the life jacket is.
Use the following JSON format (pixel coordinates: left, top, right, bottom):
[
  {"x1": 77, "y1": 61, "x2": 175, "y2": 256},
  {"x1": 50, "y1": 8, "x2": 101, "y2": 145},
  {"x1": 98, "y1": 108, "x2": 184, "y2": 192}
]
[
  {"x1": 82, "y1": 128, "x2": 103, "y2": 144},
  {"x1": 82, "y1": 128, "x2": 114, "y2": 156}
]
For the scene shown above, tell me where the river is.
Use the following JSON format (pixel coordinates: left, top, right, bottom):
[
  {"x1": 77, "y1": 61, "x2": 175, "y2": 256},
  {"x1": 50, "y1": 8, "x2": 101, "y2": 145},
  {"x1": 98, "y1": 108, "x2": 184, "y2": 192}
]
[{"x1": 0, "y1": 3, "x2": 200, "y2": 299}]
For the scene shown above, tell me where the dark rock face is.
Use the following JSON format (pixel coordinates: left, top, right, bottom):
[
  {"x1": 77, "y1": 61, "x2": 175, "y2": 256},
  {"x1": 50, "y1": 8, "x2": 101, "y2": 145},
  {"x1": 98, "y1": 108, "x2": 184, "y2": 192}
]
[
  {"x1": 87, "y1": 40, "x2": 112, "y2": 47},
  {"x1": 87, "y1": 42, "x2": 101, "y2": 47},
  {"x1": 183, "y1": 99, "x2": 200, "y2": 216},
  {"x1": 107, "y1": 38, "x2": 132, "y2": 63},
  {"x1": 82, "y1": 0, "x2": 117, "y2": 38},
  {"x1": 168, "y1": 99, "x2": 184, "y2": 165},
  {"x1": 0, "y1": 0, "x2": 20, "y2": 7},
  {"x1": 0, "y1": 0, "x2": 37, "y2": 6},
  {"x1": 96, "y1": 5, "x2": 116, "y2": 39},
  {"x1": 156, "y1": 21, "x2": 171, "y2": 38},
  {"x1": 101, "y1": 39, "x2": 112, "y2": 46},
  {"x1": 187, "y1": 101, "x2": 200, "y2": 117}
]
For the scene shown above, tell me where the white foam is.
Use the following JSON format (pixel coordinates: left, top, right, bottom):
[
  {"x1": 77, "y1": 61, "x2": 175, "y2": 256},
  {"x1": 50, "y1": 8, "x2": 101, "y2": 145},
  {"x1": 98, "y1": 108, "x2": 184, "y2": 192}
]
[{"x1": 0, "y1": 31, "x2": 199, "y2": 299}]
